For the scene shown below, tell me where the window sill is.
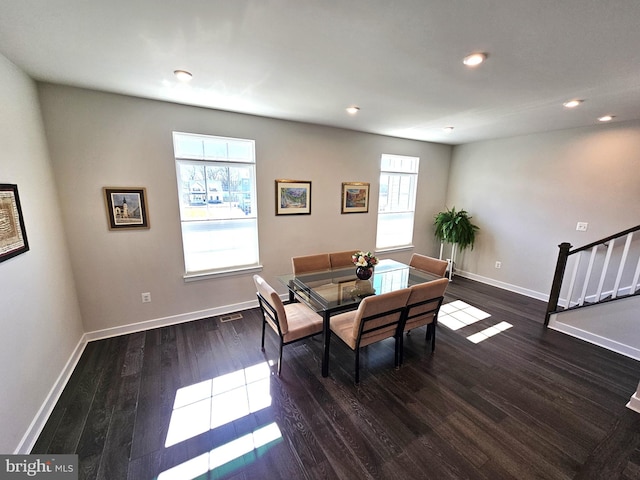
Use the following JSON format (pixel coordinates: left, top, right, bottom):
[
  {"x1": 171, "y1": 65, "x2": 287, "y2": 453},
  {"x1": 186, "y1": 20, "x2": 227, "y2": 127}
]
[
  {"x1": 183, "y1": 264, "x2": 263, "y2": 283},
  {"x1": 375, "y1": 245, "x2": 415, "y2": 254}
]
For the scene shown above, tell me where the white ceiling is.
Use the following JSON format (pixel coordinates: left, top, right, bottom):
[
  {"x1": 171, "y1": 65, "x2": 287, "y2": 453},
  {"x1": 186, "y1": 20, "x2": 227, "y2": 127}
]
[{"x1": 1, "y1": 0, "x2": 640, "y2": 145}]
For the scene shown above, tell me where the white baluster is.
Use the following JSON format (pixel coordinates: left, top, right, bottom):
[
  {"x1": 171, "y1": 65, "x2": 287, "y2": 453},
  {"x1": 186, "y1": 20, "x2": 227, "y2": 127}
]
[{"x1": 613, "y1": 233, "x2": 633, "y2": 299}]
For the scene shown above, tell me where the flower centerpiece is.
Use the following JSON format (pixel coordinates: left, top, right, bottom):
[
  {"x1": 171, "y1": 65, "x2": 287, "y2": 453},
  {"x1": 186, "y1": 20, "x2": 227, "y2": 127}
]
[{"x1": 352, "y1": 251, "x2": 379, "y2": 280}]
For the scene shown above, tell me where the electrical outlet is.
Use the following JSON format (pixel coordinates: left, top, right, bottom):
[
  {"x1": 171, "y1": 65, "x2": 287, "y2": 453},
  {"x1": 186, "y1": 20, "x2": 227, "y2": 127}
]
[
  {"x1": 495, "y1": 261, "x2": 502, "y2": 269},
  {"x1": 141, "y1": 292, "x2": 151, "y2": 303},
  {"x1": 576, "y1": 222, "x2": 588, "y2": 232}
]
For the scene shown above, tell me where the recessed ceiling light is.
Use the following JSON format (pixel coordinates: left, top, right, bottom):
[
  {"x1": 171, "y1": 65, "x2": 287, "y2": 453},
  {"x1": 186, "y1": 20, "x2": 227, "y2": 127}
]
[
  {"x1": 463, "y1": 52, "x2": 487, "y2": 67},
  {"x1": 598, "y1": 115, "x2": 614, "y2": 122},
  {"x1": 563, "y1": 99, "x2": 584, "y2": 108},
  {"x1": 443, "y1": 126, "x2": 454, "y2": 133},
  {"x1": 346, "y1": 106, "x2": 360, "y2": 114},
  {"x1": 174, "y1": 70, "x2": 193, "y2": 81}
]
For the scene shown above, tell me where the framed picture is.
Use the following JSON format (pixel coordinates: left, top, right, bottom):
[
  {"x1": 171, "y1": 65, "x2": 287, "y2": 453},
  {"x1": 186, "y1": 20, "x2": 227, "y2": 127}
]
[
  {"x1": 103, "y1": 187, "x2": 150, "y2": 230},
  {"x1": 341, "y1": 182, "x2": 370, "y2": 214},
  {"x1": 0, "y1": 184, "x2": 29, "y2": 263},
  {"x1": 275, "y1": 179, "x2": 311, "y2": 215}
]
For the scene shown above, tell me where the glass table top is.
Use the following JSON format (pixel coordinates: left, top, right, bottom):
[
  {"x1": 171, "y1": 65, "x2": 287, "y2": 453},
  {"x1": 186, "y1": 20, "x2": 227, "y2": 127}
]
[{"x1": 278, "y1": 259, "x2": 441, "y2": 312}]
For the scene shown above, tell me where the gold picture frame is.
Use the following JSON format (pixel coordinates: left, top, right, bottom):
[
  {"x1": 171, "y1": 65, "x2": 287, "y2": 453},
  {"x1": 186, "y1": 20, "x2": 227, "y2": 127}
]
[
  {"x1": 103, "y1": 187, "x2": 150, "y2": 230},
  {"x1": 341, "y1": 182, "x2": 370, "y2": 214},
  {"x1": 275, "y1": 179, "x2": 311, "y2": 215}
]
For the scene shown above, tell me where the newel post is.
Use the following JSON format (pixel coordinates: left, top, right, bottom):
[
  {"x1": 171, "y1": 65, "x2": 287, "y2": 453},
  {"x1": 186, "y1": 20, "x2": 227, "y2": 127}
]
[{"x1": 544, "y1": 242, "x2": 572, "y2": 327}]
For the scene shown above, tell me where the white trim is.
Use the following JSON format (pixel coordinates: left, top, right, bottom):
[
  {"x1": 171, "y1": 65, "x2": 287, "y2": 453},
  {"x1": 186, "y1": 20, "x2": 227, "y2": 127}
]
[
  {"x1": 15, "y1": 336, "x2": 88, "y2": 454},
  {"x1": 548, "y1": 315, "x2": 640, "y2": 362},
  {"x1": 455, "y1": 269, "x2": 549, "y2": 301},
  {"x1": 85, "y1": 299, "x2": 259, "y2": 342},
  {"x1": 183, "y1": 265, "x2": 263, "y2": 283},
  {"x1": 627, "y1": 391, "x2": 640, "y2": 414},
  {"x1": 375, "y1": 245, "x2": 414, "y2": 254}
]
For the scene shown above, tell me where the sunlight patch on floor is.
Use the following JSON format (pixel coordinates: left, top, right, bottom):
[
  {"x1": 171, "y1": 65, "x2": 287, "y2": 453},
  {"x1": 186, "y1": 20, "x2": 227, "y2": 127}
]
[
  {"x1": 158, "y1": 422, "x2": 282, "y2": 480},
  {"x1": 467, "y1": 321, "x2": 513, "y2": 343},
  {"x1": 439, "y1": 300, "x2": 491, "y2": 331},
  {"x1": 160, "y1": 361, "x2": 282, "y2": 479},
  {"x1": 439, "y1": 301, "x2": 511, "y2": 344},
  {"x1": 165, "y1": 361, "x2": 273, "y2": 447}
]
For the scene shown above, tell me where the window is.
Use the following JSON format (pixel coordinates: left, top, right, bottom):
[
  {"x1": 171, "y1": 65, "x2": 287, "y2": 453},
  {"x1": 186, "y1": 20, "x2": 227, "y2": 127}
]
[
  {"x1": 376, "y1": 154, "x2": 419, "y2": 249},
  {"x1": 173, "y1": 132, "x2": 259, "y2": 276}
]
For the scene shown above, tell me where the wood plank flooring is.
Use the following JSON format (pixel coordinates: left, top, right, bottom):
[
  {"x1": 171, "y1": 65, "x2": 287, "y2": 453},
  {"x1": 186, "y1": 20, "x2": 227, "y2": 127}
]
[{"x1": 32, "y1": 276, "x2": 640, "y2": 479}]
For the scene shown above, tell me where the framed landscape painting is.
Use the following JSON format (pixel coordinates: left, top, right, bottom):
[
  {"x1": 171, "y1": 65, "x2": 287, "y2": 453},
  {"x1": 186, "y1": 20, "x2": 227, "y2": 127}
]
[
  {"x1": 103, "y1": 187, "x2": 150, "y2": 229},
  {"x1": 0, "y1": 184, "x2": 29, "y2": 263},
  {"x1": 341, "y1": 182, "x2": 370, "y2": 213},
  {"x1": 275, "y1": 179, "x2": 311, "y2": 215}
]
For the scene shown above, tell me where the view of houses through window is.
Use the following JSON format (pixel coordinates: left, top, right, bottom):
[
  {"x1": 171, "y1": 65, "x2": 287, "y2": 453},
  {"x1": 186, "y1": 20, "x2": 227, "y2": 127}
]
[
  {"x1": 173, "y1": 132, "x2": 259, "y2": 275},
  {"x1": 376, "y1": 154, "x2": 419, "y2": 250}
]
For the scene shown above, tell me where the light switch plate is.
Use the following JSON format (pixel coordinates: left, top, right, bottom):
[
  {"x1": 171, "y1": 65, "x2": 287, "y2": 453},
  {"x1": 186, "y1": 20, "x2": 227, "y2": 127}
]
[{"x1": 576, "y1": 222, "x2": 588, "y2": 232}]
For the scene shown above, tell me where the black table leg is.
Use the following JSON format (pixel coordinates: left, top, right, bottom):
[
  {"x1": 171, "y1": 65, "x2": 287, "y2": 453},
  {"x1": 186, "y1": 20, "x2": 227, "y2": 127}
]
[
  {"x1": 322, "y1": 311, "x2": 331, "y2": 377},
  {"x1": 288, "y1": 281, "x2": 295, "y2": 303}
]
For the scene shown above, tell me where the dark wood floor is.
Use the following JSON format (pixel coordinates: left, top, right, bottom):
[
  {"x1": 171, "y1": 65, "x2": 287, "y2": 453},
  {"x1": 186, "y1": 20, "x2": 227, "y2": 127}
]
[{"x1": 32, "y1": 276, "x2": 640, "y2": 479}]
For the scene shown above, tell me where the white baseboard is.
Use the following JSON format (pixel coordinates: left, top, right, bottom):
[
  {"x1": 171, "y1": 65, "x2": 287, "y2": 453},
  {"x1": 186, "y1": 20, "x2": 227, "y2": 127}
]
[
  {"x1": 455, "y1": 270, "x2": 549, "y2": 302},
  {"x1": 19, "y1": 298, "x2": 260, "y2": 453},
  {"x1": 547, "y1": 317, "x2": 640, "y2": 362},
  {"x1": 85, "y1": 299, "x2": 259, "y2": 342},
  {"x1": 627, "y1": 392, "x2": 640, "y2": 413},
  {"x1": 16, "y1": 337, "x2": 88, "y2": 454}
]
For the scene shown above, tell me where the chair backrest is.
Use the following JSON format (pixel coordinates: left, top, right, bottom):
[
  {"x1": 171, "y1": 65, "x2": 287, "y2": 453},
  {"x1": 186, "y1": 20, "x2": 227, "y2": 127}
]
[
  {"x1": 409, "y1": 253, "x2": 448, "y2": 277},
  {"x1": 352, "y1": 288, "x2": 411, "y2": 348},
  {"x1": 404, "y1": 278, "x2": 449, "y2": 332},
  {"x1": 292, "y1": 253, "x2": 331, "y2": 275},
  {"x1": 329, "y1": 250, "x2": 357, "y2": 269},
  {"x1": 253, "y1": 275, "x2": 288, "y2": 335}
]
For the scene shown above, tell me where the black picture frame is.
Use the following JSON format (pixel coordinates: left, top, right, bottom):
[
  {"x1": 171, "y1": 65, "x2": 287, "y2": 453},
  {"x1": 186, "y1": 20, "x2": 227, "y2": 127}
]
[
  {"x1": 103, "y1": 187, "x2": 150, "y2": 229},
  {"x1": 275, "y1": 179, "x2": 311, "y2": 215},
  {"x1": 0, "y1": 184, "x2": 30, "y2": 263}
]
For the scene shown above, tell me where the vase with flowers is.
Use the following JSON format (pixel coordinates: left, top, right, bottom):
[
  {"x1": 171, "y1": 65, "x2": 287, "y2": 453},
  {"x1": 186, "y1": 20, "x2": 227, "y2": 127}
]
[{"x1": 352, "y1": 251, "x2": 379, "y2": 280}]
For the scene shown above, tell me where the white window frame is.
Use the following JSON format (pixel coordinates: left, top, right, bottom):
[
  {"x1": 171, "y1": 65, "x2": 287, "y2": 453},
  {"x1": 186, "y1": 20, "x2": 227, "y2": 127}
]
[
  {"x1": 375, "y1": 154, "x2": 419, "y2": 251},
  {"x1": 173, "y1": 132, "x2": 260, "y2": 279}
]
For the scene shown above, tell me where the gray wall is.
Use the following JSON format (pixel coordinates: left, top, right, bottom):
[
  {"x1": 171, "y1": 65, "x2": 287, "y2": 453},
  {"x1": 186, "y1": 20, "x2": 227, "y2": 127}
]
[
  {"x1": 447, "y1": 123, "x2": 640, "y2": 298},
  {"x1": 0, "y1": 56, "x2": 84, "y2": 453},
  {"x1": 37, "y1": 84, "x2": 452, "y2": 334},
  {"x1": 4, "y1": 65, "x2": 640, "y2": 454}
]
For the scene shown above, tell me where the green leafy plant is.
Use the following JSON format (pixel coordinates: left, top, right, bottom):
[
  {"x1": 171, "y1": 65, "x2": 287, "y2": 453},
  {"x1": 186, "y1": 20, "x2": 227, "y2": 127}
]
[{"x1": 433, "y1": 207, "x2": 479, "y2": 251}]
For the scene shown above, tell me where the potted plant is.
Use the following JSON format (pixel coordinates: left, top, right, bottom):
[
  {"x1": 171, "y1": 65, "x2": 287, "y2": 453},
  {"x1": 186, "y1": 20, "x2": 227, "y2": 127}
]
[{"x1": 433, "y1": 207, "x2": 479, "y2": 279}]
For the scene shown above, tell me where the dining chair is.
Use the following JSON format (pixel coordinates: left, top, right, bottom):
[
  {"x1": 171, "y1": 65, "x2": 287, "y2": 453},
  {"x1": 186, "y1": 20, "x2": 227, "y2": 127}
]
[
  {"x1": 253, "y1": 275, "x2": 323, "y2": 375},
  {"x1": 409, "y1": 253, "x2": 449, "y2": 277},
  {"x1": 329, "y1": 288, "x2": 411, "y2": 384},
  {"x1": 291, "y1": 253, "x2": 331, "y2": 275},
  {"x1": 329, "y1": 250, "x2": 357, "y2": 269},
  {"x1": 399, "y1": 278, "x2": 449, "y2": 365}
]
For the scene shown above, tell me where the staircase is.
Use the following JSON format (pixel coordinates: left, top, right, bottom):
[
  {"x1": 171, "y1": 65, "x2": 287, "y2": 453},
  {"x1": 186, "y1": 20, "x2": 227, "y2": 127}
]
[{"x1": 544, "y1": 225, "x2": 640, "y2": 360}]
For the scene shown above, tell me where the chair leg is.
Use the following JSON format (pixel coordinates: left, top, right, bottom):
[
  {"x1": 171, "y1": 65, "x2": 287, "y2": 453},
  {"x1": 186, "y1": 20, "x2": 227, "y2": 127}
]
[
  {"x1": 431, "y1": 323, "x2": 436, "y2": 352},
  {"x1": 397, "y1": 334, "x2": 403, "y2": 367},
  {"x1": 355, "y1": 348, "x2": 360, "y2": 385},
  {"x1": 261, "y1": 319, "x2": 266, "y2": 351},
  {"x1": 277, "y1": 341, "x2": 283, "y2": 376},
  {"x1": 425, "y1": 324, "x2": 432, "y2": 340}
]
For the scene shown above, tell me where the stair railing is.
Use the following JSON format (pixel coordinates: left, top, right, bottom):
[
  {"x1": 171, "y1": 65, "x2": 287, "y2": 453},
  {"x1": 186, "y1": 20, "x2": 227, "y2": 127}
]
[{"x1": 544, "y1": 224, "x2": 640, "y2": 326}]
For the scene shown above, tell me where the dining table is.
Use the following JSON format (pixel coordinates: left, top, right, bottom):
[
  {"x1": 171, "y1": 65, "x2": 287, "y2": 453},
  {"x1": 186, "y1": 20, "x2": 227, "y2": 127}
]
[{"x1": 277, "y1": 259, "x2": 442, "y2": 377}]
